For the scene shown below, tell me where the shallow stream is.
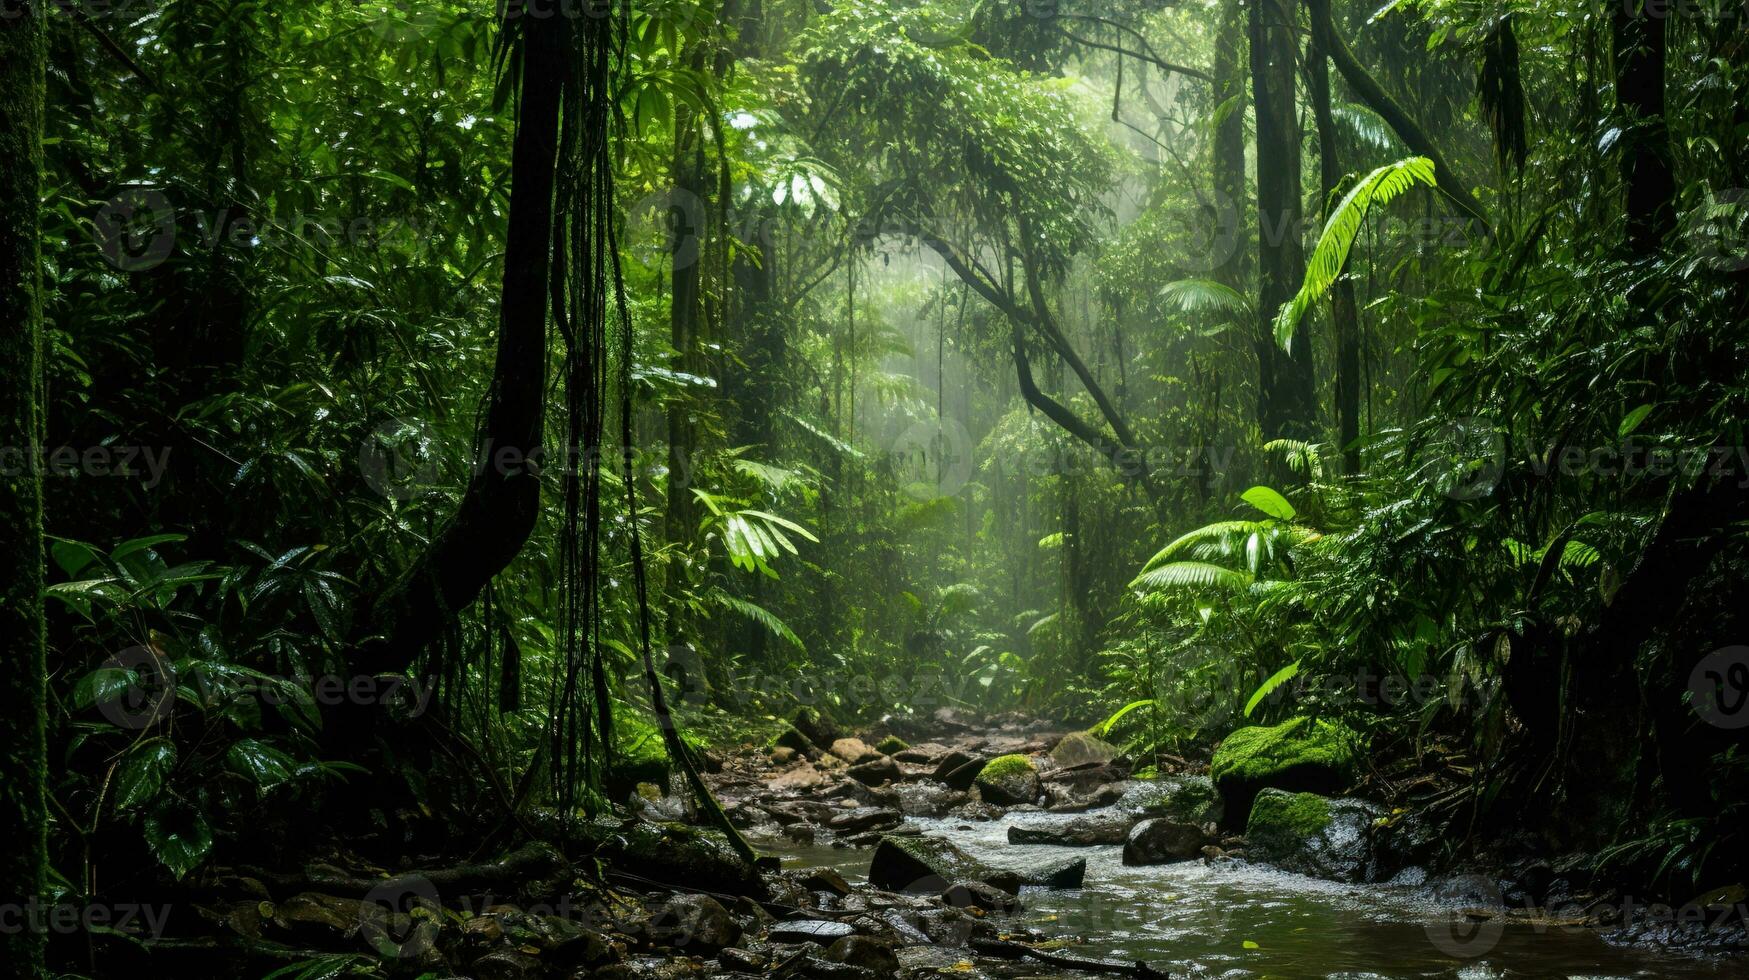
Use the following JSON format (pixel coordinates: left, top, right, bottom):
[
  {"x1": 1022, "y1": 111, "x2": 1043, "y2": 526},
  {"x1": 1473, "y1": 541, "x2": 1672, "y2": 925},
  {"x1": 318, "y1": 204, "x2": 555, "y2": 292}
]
[{"x1": 763, "y1": 812, "x2": 1741, "y2": 979}]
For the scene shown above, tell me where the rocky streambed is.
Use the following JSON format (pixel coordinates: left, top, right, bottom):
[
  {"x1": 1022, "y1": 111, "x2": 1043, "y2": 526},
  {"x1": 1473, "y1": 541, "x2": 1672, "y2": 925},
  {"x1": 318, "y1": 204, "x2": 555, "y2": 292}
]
[{"x1": 698, "y1": 711, "x2": 1749, "y2": 979}]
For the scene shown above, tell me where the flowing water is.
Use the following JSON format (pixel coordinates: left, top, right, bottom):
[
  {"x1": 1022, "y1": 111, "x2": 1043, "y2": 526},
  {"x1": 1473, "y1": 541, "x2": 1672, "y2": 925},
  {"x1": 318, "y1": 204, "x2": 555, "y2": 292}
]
[{"x1": 759, "y1": 812, "x2": 1743, "y2": 979}]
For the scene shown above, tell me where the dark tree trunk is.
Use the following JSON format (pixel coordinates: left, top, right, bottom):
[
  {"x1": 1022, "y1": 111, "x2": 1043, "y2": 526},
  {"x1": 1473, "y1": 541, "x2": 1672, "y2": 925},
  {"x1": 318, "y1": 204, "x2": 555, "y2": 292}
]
[
  {"x1": 1211, "y1": 0, "x2": 1251, "y2": 294},
  {"x1": 351, "y1": 10, "x2": 566, "y2": 677},
  {"x1": 0, "y1": 7, "x2": 49, "y2": 977},
  {"x1": 1250, "y1": 0, "x2": 1316, "y2": 441},
  {"x1": 1308, "y1": 3, "x2": 1364, "y2": 472},
  {"x1": 666, "y1": 50, "x2": 710, "y2": 551},
  {"x1": 1613, "y1": 0, "x2": 1675, "y2": 253}
]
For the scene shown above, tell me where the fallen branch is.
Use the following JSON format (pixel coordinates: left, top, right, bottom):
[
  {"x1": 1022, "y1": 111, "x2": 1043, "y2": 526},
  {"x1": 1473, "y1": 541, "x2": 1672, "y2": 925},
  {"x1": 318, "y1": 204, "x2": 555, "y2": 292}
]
[
  {"x1": 972, "y1": 937, "x2": 1171, "y2": 979},
  {"x1": 239, "y1": 842, "x2": 567, "y2": 900}
]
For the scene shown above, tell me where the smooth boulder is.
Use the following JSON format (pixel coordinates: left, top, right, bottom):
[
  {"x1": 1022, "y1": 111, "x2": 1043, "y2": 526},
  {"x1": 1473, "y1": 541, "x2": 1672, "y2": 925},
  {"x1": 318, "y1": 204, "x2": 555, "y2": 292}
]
[
  {"x1": 1007, "y1": 813, "x2": 1135, "y2": 847},
  {"x1": 1121, "y1": 818, "x2": 1209, "y2": 865},
  {"x1": 1048, "y1": 731, "x2": 1122, "y2": 769},
  {"x1": 868, "y1": 835, "x2": 1084, "y2": 894}
]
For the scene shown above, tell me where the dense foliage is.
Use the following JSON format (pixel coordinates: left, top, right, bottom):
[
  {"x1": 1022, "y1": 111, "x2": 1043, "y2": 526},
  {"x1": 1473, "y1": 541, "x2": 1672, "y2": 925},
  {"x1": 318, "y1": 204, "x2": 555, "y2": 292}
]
[{"x1": 3, "y1": 0, "x2": 1748, "y2": 974}]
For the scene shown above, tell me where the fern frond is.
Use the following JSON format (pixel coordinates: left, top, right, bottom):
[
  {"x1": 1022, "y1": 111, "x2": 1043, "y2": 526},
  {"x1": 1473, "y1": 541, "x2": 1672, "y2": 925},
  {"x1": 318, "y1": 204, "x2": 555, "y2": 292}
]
[
  {"x1": 1140, "y1": 521, "x2": 1263, "y2": 572},
  {"x1": 711, "y1": 593, "x2": 805, "y2": 651},
  {"x1": 1160, "y1": 278, "x2": 1253, "y2": 319},
  {"x1": 1275, "y1": 157, "x2": 1436, "y2": 349},
  {"x1": 1130, "y1": 561, "x2": 1252, "y2": 592}
]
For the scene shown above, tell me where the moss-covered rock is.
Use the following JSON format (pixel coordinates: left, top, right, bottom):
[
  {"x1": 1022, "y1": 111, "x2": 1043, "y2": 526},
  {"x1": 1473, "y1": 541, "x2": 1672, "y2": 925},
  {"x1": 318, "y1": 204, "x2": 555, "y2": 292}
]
[
  {"x1": 594, "y1": 820, "x2": 768, "y2": 898},
  {"x1": 791, "y1": 707, "x2": 841, "y2": 752},
  {"x1": 604, "y1": 717, "x2": 708, "y2": 799},
  {"x1": 1209, "y1": 717, "x2": 1360, "y2": 825},
  {"x1": 875, "y1": 735, "x2": 909, "y2": 756},
  {"x1": 1244, "y1": 789, "x2": 1385, "y2": 882},
  {"x1": 1048, "y1": 731, "x2": 1121, "y2": 768},
  {"x1": 973, "y1": 754, "x2": 1041, "y2": 806},
  {"x1": 1118, "y1": 775, "x2": 1223, "y2": 825}
]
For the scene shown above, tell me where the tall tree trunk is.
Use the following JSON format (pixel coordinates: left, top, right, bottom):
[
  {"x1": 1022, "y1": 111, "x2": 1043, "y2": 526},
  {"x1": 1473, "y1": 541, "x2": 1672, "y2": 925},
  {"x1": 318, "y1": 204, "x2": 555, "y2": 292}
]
[
  {"x1": 1308, "y1": 2, "x2": 1364, "y2": 472},
  {"x1": 1250, "y1": 0, "x2": 1316, "y2": 441},
  {"x1": 1211, "y1": 0, "x2": 1251, "y2": 294},
  {"x1": 0, "y1": 6, "x2": 49, "y2": 977},
  {"x1": 666, "y1": 53, "x2": 709, "y2": 553},
  {"x1": 1613, "y1": 0, "x2": 1675, "y2": 253},
  {"x1": 352, "y1": 9, "x2": 565, "y2": 677}
]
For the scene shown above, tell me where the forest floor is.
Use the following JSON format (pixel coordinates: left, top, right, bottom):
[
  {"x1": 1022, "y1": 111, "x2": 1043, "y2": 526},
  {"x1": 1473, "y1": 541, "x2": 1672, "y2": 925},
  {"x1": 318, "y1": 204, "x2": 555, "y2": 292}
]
[{"x1": 77, "y1": 712, "x2": 1749, "y2": 978}]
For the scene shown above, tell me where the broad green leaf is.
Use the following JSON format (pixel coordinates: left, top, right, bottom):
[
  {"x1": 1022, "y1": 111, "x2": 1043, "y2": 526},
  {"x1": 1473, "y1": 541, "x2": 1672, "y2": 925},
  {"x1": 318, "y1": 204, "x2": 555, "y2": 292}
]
[
  {"x1": 143, "y1": 805, "x2": 212, "y2": 880},
  {"x1": 1241, "y1": 486, "x2": 1297, "y2": 521},
  {"x1": 114, "y1": 739, "x2": 177, "y2": 810},
  {"x1": 228, "y1": 738, "x2": 296, "y2": 792}
]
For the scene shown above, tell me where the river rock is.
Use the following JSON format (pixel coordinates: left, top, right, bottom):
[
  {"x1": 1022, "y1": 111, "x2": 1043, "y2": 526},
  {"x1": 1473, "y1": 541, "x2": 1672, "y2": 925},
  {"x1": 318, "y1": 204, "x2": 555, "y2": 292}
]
[
  {"x1": 769, "y1": 920, "x2": 857, "y2": 944},
  {"x1": 973, "y1": 754, "x2": 1041, "y2": 805},
  {"x1": 848, "y1": 756, "x2": 902, "y2": 786},
  {"x1": 648, "y1": 894, "x2": 741, "y2": 953},
  {"x1": 941, "y1": 881, "x2": 1019, "y2": 914},
  {"x1": 801, "y1": 868, "x2": 853, "y2": 896},
  {"x1": 471, "y1": 950, "x2": 544, "y2": 980},
  {"x1": 1210, "y1": 717, "x2": 1361, "y2": 826},
  {"x1": 1048, "y1": 731, "x2": 1122, "y2": 768},
  {"x1": 892, "y1": 781, "x2": 968, "y2": 817},
  {"x1": 894, "y1": 744, "x2": 944, "y2": 765},
  {"x1": 1118, "y1": 775, "x2": 1224, "y2": 825},
  {"x1": 1007, "y1": 813, "x2": 1135, "y2": 847},
  {"x1": 826, "y1": 935, "x2": 900, "y2": 972},
  {"x1": 868, "y1": 836, "x2": 1083, "y2": 894},
  {"x1": 831, "y1": 738, "x2": 883, "y2": 765},
  {"x1": 769, "y1": 763, "x2": 829, "y2": 794},
  {"x1": 719, "y1": 948, "x2": 768, "y2": 972},
  {"x1": 1244, "y1": 789, "x2": 1386, "y2": 882},
  {"x1": 828, "y1": 807, "x2": 902, "y2": 834},
  {"x1": 1121, "y1": 818, "x2": 1209, "y2": 865},
  {"x1": 930, "y1": 750, "x2": 975, "y2": 780}
]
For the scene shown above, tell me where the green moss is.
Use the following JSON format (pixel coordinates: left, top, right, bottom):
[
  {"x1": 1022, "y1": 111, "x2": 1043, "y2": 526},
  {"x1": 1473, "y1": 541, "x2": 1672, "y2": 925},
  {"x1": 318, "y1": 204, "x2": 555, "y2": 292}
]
[
  {"x1": 606, "y1": 717, "x2": 708, "y2": 795},
  {"x1": 1246, "y1": 789, "x2": 1333, "y2": 841},
  {"x1": 1132, "y1": 765, "x2": 1160, "y2": 780},
  {"x1": 876, "y1": 735, "x2": 909, "y2": 755},
  {"x1": 978, "y1": 753, "x2": 1036, "y2": 780},
  {"x1": 1210, "y1": 717, "x2": 1360, "y2": 787}
]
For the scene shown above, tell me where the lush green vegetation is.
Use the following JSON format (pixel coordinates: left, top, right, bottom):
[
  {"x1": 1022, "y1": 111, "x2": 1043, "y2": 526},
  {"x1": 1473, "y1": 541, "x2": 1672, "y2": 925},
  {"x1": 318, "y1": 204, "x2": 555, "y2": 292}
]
[{"x1": 3, "y1": 0, "x2": 1748, "y2": 975}]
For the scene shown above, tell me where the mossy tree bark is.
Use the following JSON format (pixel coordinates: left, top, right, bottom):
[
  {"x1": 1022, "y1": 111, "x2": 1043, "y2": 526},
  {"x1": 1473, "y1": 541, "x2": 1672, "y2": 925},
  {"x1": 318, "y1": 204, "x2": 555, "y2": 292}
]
[{"x1": 0, "y1": 5, "x2": 49, "y2": 977}]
